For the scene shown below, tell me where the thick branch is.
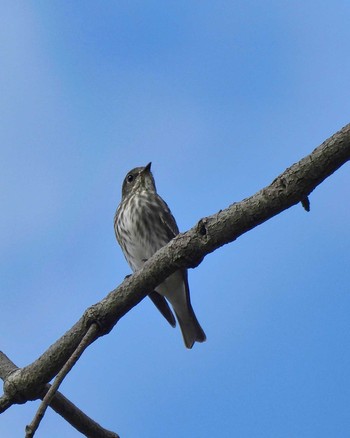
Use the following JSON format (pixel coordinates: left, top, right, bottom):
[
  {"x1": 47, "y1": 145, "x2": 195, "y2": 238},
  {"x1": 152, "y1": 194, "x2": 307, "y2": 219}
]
[{"x1": 2, "y1": 123, "x2": 350, "y2": 409}]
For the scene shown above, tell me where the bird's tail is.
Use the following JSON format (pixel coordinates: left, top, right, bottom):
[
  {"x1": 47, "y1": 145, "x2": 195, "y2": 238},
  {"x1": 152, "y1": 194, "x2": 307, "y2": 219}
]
[
  {"x1": 156, "y1": 270, "x2": 206, "y2": 349},
  {"x1": 175, "y1": 304, "x2": 206, "y2": 349}
]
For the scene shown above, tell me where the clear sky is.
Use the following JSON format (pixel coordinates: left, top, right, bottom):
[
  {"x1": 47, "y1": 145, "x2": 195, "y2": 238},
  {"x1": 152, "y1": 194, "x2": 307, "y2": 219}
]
[{"x1": 1, "y1": 2, "x2": 350, "y2": 437}]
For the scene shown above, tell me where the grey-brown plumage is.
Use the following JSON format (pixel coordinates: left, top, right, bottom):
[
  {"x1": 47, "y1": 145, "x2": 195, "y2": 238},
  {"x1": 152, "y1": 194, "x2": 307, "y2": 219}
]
[{"x1": 114, "y1": 162, "x2": 206, "y2": 348}]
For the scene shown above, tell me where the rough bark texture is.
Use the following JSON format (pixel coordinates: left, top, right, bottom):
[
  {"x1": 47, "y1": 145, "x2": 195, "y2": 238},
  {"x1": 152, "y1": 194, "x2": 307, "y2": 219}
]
[{"x1": 0, "y1": 123, "x2": 349, "y2": 435}]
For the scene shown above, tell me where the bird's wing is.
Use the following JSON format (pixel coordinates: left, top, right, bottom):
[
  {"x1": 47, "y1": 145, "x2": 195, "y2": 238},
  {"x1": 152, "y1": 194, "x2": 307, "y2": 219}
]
[
  {"x1": 149, "y1": 291, "x2": 176, "y2": 327},
  {"x1": 148, "y1": 195, "x2": 180, "y2": 328},
  {"x1": 157, "y1": 195, "x2": 179, "y2": 240}
]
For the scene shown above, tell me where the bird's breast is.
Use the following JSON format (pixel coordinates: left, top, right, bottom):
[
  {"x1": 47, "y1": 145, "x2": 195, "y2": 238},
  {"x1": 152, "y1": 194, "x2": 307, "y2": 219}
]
[{"x1": 115, "y1": 192, "x2": 169, "y2": 271}]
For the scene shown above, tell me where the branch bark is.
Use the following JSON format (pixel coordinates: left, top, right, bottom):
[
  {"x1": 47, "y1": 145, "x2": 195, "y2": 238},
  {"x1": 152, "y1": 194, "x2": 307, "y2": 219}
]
[
  {"x1": 25, "y1": 324, "x2": 101, "y2": 438},
  {"x1": 1, "y1": 123, "x2": 349, "y2": 432},
  {"x1": 0, "y1": 352, "x2": 119, "y2": 437}
]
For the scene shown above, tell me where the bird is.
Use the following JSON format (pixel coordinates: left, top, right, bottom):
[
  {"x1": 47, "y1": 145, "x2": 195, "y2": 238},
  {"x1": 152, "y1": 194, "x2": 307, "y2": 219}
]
[{"x1": 114, "y1": 162, "x2": 206, "y2": 348}]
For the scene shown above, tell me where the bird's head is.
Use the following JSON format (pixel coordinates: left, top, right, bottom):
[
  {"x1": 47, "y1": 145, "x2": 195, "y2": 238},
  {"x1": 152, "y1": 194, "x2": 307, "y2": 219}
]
[{"x1": 121, "y1": 162, "x2": 156, "y2": 199}]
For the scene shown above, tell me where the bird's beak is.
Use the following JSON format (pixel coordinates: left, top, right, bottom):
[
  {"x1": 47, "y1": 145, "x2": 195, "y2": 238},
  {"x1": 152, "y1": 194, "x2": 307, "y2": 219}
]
[{"x1": 144, "y1": 162, "x2": 152, "y2": 172}]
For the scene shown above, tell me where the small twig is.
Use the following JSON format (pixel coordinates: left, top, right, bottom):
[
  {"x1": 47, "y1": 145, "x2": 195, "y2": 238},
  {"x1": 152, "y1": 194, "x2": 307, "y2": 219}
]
[
  {"x1": 301, "y1": 196, "x2": 311, "y2": 212},
  {"x1": 48, "y1": 389, "x2": 120, "y2": 438},
  {"x1": 0, "y1": 351, "x2": 119, "y2": 437},
  {"x1": 25, "y1": 323, "x2": 100, "y2": 438}
]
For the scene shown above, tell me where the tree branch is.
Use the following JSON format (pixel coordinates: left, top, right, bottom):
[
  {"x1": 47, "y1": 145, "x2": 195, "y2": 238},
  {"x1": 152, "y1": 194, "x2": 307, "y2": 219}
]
[
  {"x1": 0, "y1": 352, "x2": 119, "y2": 438},
  {"x1": 1, "y1": 123, "x2": 350, "y2": 421},
  {"x1": 25, "y1": 324, "x2": 101, "y2": 438}
]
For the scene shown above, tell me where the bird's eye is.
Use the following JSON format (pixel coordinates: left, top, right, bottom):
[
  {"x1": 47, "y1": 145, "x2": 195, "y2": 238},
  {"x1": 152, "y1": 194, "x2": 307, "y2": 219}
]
[{"x1": 126, "y1": 174, "x2": 134, "y2": 183}]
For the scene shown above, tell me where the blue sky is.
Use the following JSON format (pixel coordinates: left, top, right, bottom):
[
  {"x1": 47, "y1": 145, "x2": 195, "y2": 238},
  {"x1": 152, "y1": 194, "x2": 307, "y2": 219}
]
[{"x1": 1, "y1": 2, "x2": 350, "y2": 437}]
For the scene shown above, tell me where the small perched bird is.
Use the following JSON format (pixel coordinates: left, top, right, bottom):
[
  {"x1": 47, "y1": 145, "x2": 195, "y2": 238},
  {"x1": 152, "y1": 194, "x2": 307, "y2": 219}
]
[{"x1": 114, "y1": 162, "x2": 206, "y2": 348}]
